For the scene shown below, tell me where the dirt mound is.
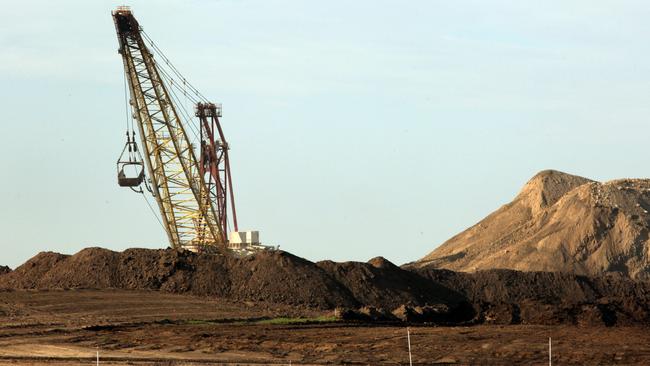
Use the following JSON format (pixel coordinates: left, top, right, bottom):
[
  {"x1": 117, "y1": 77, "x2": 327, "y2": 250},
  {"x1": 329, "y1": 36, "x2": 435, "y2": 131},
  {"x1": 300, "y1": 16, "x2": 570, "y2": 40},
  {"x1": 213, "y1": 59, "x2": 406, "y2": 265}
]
[
  {"x1": 517, "y1": 169, "x2": 594, "y2": 214},
  {"x1": 0, "y1": 248, "x2": 356, "y2": 309},
  {"x1": 5, "y1": 247, "x2": 650, "y2": 326},
  {"x1": 317, "y1": 257, "x2": 474, "y2": 322},
  {"x1": 0, "y1": 248, "x2": 476, "y2": 322},
  {"x1": 412, "y1": 266, "x2": 650, "y2": 326},
  {"x1": 412, "y1": 170, "x2": 650, "y2": 279},
  {"x1": 3, "y1": 251, "x2": 69, "y2": 288},
  {"x1": 226, "y1": 250, "x2": 355, "y2": 307},
  {"x1": 316, "y1": 257, "x2": 464, "y2": 310}
]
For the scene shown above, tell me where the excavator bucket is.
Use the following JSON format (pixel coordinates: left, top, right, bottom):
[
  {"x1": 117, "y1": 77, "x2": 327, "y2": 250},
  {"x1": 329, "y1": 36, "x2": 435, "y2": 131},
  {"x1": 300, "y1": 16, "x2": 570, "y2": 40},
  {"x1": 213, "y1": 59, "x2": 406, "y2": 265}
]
[
  {"x1": 116, "y1": 133, "x2": 146, "y2": 188},
  {"x1": 118, "y1": 162, "x2": 145, "y2": 187}
]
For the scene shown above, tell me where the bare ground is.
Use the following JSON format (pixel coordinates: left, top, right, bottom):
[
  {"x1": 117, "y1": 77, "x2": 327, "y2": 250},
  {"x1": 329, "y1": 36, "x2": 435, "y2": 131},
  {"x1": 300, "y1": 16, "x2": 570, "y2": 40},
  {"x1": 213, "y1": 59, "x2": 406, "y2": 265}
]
[{"x1": 1, "y1": 289, "x2": 650, "y2": 365}]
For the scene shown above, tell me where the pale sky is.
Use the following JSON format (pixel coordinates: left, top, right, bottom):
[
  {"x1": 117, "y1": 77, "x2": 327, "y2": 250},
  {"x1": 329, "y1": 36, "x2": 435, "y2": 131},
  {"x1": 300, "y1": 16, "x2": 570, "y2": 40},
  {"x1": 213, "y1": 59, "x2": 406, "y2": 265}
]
[{"x1": 1, "y1": 0, "x2": 649, "y2": 269}]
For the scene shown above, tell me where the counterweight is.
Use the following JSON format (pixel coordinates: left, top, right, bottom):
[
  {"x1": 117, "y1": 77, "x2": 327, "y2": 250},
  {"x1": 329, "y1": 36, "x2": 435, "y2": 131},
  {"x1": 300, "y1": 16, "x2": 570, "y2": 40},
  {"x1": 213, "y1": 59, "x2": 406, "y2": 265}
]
[{"x1": 112, "y1": 7, "x2": 224, "y2": 250}]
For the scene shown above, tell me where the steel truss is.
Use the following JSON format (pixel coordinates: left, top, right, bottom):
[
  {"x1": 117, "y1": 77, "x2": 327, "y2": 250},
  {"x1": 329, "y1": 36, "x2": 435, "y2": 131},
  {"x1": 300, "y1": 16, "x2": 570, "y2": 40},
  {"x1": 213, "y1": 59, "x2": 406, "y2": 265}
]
[{"x1": 113, "y1": 8, "x2": 223, "y2": 249}]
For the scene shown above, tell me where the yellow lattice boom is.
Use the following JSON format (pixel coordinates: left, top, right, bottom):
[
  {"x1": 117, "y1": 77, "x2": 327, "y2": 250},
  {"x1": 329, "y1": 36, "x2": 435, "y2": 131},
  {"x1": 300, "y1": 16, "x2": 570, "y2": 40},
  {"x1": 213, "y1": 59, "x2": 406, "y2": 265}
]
[{"x1": 112, "y1": 7, "x2": 223, "y2": 250}]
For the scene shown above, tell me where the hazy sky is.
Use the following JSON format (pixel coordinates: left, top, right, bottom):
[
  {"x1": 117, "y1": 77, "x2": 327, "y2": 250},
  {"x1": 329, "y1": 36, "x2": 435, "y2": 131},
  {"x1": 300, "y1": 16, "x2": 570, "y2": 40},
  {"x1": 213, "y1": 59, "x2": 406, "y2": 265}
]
[{"x1": 1, "y1": 1, "x2": 649, "y2": 269}]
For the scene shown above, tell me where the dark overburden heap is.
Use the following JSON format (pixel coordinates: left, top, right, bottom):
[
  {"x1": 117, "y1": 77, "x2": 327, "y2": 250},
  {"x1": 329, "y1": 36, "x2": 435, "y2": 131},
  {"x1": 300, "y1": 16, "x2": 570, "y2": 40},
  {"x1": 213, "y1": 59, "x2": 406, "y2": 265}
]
[
  {"x1": 1, "y1": 247, "x2": 649, "y2": 326},
  {"x1": 0, "y1": 248, "x2": 353, "y2": 309},
  {"x1": 413, "y1": 267, "x2": 650, "y2": 326}
]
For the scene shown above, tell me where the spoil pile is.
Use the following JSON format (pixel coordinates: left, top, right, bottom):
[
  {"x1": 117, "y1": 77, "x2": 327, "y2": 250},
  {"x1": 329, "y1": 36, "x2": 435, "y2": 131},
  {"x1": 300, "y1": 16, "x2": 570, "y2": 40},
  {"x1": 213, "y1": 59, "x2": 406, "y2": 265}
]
[
  {"x1": 317, "y1": 257, "x2": 473, "y2": 322},
  {"x1": 3, "y1": 247, "x2": 650, "y2": 326},
  {"x1": 0, "y1": 248, "x2": 469, "y2": 317},
  {"x1": 0, "y1": 248, "x2": 476, "y2": 323},
  {"x1": 0, "y1": 248, "x2": 354, "y2": 309},
  {"x1": 414, "y1": 267, "x2": 650, "y2": 326},
  {"x1": 412, "y1": 170, "x2": 650, "y2": 279}
]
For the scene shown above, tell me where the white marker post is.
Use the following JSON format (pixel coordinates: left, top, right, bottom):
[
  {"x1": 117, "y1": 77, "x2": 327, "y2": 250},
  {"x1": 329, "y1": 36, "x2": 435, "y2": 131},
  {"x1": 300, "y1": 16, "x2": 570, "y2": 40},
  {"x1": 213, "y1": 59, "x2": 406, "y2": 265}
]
[
  {"x1": 96, "y1": 349, "x2": 99, "y2": 366},
  {"x1": 407, "y1": 327, "x2": 413, "y2": 366},
  {"x1": 549, "y1": 337, "x2": 552, "y2": 366}
]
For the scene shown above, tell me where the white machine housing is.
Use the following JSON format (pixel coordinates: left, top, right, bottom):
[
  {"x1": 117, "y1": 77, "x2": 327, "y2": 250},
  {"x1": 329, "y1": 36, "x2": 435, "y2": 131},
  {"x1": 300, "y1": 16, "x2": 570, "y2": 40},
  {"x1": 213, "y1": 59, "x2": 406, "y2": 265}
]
[{"x1": 228, "y1": 230, "x2": 260, "y2": 250}]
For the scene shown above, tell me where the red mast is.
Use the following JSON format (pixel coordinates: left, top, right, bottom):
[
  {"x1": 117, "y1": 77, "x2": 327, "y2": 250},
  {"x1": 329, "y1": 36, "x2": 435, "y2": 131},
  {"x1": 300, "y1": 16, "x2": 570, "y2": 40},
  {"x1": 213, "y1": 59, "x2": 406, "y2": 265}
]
[{"x1": 196, "y1": 103, "x2": 238, "y2": 243}]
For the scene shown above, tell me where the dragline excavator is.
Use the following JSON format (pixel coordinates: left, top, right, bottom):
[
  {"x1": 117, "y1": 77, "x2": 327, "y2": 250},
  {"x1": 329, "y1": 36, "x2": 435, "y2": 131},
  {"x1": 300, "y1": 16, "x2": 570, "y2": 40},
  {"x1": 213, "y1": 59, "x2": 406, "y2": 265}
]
[{"x1": 112, "y1": 6, "x2": 266, "y2": 254}]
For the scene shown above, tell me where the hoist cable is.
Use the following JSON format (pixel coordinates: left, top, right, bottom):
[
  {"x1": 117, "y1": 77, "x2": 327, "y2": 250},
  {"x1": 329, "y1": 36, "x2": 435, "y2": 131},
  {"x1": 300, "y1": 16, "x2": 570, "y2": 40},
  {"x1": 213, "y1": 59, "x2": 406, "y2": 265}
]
[
  {"x1": 141, "y1": 29, "x2": 209, "y2": 103},
  {"x1": 138, "y1": 27, "x2": 213, "y2": 149},
  {"x1": 157, "y1": 66, "x2": 201, "y2": 144},
  {"x1": 149, "y1": 48, "x2": 204, "y2": 146},
  {"x1": 155, "y1": 60, "x2": 200, "y2": 103},
  {"x1": 140, "y1": 190, "x2": 166, "y2": 231},
  {"x1": 122, "y1": 68, "x2": 132, "y2": 134}
]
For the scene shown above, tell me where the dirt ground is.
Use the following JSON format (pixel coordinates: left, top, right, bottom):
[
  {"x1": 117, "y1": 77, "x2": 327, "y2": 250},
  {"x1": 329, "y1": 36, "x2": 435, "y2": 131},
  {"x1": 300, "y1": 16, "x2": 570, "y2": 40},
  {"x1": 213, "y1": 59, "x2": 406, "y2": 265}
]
[{"x1": 1, "y1": 289, "x2": 650, "y2": 365}]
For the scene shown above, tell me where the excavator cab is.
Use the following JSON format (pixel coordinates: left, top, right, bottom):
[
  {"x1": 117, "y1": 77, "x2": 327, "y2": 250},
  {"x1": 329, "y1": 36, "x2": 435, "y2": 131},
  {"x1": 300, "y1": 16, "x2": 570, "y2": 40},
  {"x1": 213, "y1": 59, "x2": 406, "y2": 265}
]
[{"x1": 117, "y1": 132, "x2": 145, "y2": 187}]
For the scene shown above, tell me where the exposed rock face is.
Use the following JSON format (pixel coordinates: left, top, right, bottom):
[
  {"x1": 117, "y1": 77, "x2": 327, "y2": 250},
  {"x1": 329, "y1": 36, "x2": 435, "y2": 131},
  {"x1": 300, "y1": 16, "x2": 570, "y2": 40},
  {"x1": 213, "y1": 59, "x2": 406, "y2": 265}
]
[{"x1": 412, "y1": 170, "x2": 650, "y2": 279}]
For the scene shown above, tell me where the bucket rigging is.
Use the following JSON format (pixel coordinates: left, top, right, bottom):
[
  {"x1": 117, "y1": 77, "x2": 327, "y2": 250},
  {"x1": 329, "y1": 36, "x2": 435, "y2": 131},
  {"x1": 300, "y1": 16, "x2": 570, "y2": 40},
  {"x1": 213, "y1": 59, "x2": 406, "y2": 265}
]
[{"x1": 116, "y1": 131, "x2": 146, "y2": 191}]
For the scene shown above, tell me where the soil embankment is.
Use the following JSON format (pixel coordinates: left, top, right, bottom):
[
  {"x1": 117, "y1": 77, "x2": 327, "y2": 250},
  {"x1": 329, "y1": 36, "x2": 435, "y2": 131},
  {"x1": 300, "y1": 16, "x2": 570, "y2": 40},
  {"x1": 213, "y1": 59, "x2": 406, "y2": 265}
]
[
  {"x1": 2, "y1": 247, "x2": 650, "y2": 326},
  {"x1": 413, "y1": 267, "x2": 650, "y2": 326}
]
